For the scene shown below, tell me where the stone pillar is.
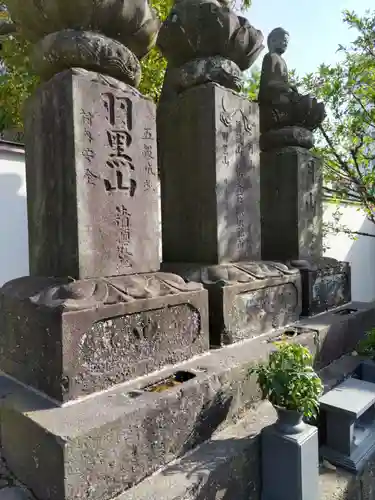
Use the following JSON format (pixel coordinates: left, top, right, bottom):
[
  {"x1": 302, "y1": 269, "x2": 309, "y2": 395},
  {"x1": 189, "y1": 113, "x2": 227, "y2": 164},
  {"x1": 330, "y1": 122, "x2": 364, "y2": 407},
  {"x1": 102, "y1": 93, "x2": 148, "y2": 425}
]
[
  {"x1": 261, "y1": 146, "x2": 323, "y2": 262},
  {"x1": 159, "y1": 83, "x2": 261, "y2": 264},
  {"x1": 258, "y1": 27, "x2": 351, "y2": 317},
  {"x1": 157, "y1": 3, "x2": 301, "y2": 346},
  {"x1": 26, "y1": 70, "x2": 160, "y2": 279},
  {"x1": 262, "y1": 417, "x2": 319, "y2": 500}
]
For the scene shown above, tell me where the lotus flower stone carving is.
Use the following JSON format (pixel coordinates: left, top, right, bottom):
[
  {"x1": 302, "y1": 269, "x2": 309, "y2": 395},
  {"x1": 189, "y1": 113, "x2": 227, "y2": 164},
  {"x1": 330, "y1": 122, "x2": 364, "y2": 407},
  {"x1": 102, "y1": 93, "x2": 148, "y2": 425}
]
[{"x1": 5, "y1": 0, "x2": 160, "y2": 86}]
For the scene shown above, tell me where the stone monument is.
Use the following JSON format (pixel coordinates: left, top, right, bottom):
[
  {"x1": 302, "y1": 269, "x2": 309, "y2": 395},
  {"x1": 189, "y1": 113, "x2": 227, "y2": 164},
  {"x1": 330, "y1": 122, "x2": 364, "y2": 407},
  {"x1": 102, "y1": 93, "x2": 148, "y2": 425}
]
[
  {"x1": 0, "y1": 2, "x2": 211, "y2": 497},
  {"x1": 259, "y1": 27, "x2": 351, "y2": 316},
  {"x1": 158, "y1": 0, "x2": 302, "y2": 346}
]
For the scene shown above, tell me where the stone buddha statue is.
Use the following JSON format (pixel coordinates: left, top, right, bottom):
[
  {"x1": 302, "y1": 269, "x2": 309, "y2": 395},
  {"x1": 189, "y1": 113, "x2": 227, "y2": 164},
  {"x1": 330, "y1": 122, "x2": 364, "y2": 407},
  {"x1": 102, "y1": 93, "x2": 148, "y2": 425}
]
[{"x1": 258, "y1": 27, "x2": 325, "y2": 150}]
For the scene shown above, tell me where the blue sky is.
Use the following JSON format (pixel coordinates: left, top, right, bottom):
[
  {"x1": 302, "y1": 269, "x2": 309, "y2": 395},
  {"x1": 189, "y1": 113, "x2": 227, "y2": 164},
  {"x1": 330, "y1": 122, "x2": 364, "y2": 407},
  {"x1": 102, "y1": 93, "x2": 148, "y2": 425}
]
[{"x1": 244, "y1": 0, "x2": 373, "y2": 76}]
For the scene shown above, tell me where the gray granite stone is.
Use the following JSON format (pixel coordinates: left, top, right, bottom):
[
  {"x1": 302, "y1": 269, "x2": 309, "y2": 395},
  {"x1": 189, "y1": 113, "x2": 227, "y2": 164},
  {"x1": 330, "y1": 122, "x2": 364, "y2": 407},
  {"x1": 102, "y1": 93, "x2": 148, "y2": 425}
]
[
  {"x1": 25, "y1": 68, "x2": 160, "y2": 279},
  {"x1": 261, "y1": 146, "x2": 323, "y2": 262},
  {"x1": 158, "y1": 83, "x2": 260, "y2": 264},
  {"x1": 0, "y1": 273, "x2": 209, "y2": 402}
]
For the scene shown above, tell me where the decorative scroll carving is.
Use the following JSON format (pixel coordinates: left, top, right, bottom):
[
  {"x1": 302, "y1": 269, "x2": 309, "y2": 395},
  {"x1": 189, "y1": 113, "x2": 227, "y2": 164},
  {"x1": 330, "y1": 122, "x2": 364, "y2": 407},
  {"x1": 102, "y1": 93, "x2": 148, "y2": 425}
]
[{"x1": 31, "y1": 30, "x2": 142, "y2": 86}]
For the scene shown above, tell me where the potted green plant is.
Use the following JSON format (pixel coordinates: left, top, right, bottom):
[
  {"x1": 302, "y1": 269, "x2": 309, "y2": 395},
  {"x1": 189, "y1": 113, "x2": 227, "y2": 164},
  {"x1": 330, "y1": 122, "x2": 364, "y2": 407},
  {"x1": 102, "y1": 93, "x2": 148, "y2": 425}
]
[{"x1": 249, "y1": 341, "x2": 323, "y2": 433}]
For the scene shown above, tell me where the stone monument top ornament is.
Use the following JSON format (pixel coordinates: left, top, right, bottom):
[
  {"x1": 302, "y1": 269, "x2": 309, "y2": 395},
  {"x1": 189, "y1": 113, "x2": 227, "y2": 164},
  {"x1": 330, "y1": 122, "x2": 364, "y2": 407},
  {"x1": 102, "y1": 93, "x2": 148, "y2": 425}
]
[
  {"x1": 258, "y1": 27, "x2": 326, "y2": 151},
  {"x1": 157, "y1": 0, "x2": 264, "y2": 98},
  {"x1": 5, "y1": 0, "x2": 160, "y2": 87}
]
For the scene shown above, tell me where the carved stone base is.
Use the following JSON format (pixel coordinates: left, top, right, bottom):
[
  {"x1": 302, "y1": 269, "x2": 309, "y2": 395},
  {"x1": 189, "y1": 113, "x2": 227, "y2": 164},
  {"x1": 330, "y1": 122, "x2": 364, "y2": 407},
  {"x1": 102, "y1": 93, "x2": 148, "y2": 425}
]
[
  {"x1": 32, "y1": 29, "x2": 142, "y2": 86},
  {"x1": 260, "y1": 126, "x2": 314, "y2": 152},
  {"x1": 162, "y1": 261, "x2": 301, "y2": 346},
  {"x1": 0, "y1": 273, "x2": 209, "y2": 402},
  {"x1": 290, "y1": 257, "x2": 351, "y2": 317}
]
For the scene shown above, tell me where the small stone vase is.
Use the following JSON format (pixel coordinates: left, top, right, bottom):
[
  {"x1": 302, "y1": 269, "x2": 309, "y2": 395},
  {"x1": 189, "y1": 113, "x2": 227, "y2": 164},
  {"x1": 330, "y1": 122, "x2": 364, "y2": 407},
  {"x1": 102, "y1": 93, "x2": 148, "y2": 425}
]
[{"x1": 274, "y1": 405, "x2": 306, "y2": 434}]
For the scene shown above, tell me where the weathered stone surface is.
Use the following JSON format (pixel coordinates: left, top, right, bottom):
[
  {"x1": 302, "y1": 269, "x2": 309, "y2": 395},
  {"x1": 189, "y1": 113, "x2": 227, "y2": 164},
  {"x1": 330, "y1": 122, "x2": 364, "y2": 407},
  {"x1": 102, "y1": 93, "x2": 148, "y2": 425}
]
[
  {"x1": 162, "y1": 261, "x2": 302, "y2": 346},
  {"x1": 157, "y1": 0, "x2": 264, "y2": 71},
  {"x1": 6, "y1": 0, "x2": 160, "y2": 59},
  {"x1": 158, "y1": 83, "x2": 260, "y2": 264},
  {"x1": 291, "y1": 258, "x2": 351, "y2": 316},
  {"x1": 261, "y1": 146, "x2": 323, "y2": 262},
  {"x1": 25, "y1": 69, "x2": 160, "y2": 279},
  {"x1": 260, "y1": 126, "x2": 314, "y2": 152},
  {"x1": 0, "y1": 273, "x2": 209, "y2": 402},
  {"x1": 32, "y1": 30, "x2": 142, "y2": 86}
]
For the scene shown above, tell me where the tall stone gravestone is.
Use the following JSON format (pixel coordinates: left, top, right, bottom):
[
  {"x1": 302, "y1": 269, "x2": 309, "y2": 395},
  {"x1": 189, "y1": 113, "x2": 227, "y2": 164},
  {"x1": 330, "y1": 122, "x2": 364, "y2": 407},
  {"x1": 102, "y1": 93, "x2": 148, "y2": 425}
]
[
  {"x1": 158, "y1": 0, "x2": 302, "y2": 346},
  {"x1": 259, "y1": 27, "x2": 351, "y2": 316},
  {"x1": 0, "y1": 3, "x2": 209, "y2": 415}
]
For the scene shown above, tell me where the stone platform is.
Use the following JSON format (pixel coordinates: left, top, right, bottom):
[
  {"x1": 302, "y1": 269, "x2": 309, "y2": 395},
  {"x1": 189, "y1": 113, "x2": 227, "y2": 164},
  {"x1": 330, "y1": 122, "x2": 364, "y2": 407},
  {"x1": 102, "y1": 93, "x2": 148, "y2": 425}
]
[
  {"x1": 162, "y1": 261, "x2": 302, "y2": 346},
  {"x1": 0, "y1": 273, "x2": 209, "y2": 402},
  {"x1": 1, "y1": 301, "x2": 375, "y2": 500}
]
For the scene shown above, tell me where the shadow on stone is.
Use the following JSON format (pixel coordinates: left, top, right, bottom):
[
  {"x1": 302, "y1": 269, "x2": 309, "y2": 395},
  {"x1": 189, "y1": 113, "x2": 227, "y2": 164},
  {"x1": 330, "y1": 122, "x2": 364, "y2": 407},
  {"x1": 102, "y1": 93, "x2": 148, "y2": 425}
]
[{"x1": 180, "y1": 392, "x2": 234, "y2": 455}]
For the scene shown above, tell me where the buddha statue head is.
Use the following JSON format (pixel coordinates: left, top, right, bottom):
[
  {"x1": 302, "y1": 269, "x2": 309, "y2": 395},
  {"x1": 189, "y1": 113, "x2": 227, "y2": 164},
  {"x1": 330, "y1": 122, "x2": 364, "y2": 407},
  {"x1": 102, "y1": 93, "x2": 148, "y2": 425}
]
[{"x1": 267, "y1": 27, "x2": 289, "y2": 55}]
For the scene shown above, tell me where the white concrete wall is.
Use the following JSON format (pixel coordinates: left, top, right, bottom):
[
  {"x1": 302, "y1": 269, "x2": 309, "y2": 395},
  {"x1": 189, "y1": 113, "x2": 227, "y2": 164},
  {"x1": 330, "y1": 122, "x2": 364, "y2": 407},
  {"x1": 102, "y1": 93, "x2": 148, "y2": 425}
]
[
  {"x1": 323, "y1": 203, "x2": 375, "y2": 303},
  {"x1": 1, "y1": 143, "x2": 375, "y2": 302},
  {"x1": 0, "y1": 142, "x2": 28, "y2": 286}
]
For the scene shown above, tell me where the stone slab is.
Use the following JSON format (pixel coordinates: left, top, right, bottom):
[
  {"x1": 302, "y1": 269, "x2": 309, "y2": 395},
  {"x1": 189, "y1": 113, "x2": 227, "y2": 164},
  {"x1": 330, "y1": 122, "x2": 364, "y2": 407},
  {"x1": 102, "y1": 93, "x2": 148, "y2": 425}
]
[
  {"x1": 162, "y1": 261, "x2": 302, "y2": 346},
  {"x1": 158, "y1": 83, "x2": 261, "y2": 264},
  {"x1": 0, "y1": 273, "x2": 209, "y2": 402},
  {"x1": 294, "y1": 302, "x2": 375, "y2": 369},
  {"x1": 25, "y1": 68, "x2": 159, "y2": 279},
  {"x1": 320, "y1": 378, "x2": 375, "y2": 418},
  {"x1": 261, "y1": 146, "x2": 323, "y2": 262},
  {"x1": 0, "y1": 316, "x2": 372, "y2": 500}
]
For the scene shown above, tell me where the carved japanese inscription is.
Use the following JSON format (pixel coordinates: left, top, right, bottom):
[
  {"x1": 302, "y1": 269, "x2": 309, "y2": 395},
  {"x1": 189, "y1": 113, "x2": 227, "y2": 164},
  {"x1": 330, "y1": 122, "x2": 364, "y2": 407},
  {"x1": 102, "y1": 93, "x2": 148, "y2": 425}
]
[
  {"x1": 299, "y1": 157, "x2": 323, "y2": 260},
  {"x1": 77, "y1": 79, "x2": 159, "y2": 277},
  {"x1": 216, "y1": 89, "x2": 261, "y2": 261}
]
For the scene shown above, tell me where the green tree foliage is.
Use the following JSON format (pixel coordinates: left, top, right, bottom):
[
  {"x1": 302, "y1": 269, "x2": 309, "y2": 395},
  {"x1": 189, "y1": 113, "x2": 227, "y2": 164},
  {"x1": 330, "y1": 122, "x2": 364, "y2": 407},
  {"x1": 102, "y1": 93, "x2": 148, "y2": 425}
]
[
  {"x1": 241, "y1": 66, "x2": 261, "y2": 101},
  {"x1": 298, "y1": 10, "x2": 375, "y2": 237}
]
